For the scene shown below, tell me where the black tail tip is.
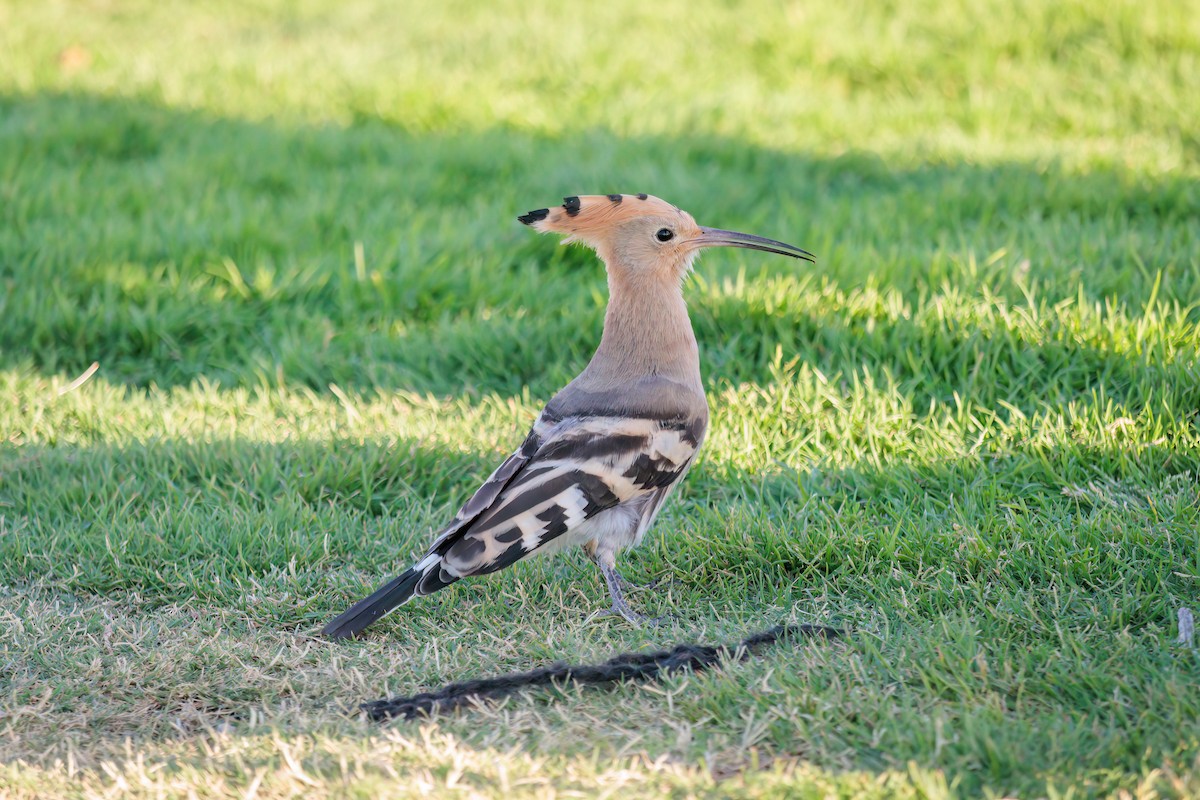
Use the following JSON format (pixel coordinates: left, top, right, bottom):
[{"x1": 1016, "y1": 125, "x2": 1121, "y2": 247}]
[
  {"x1": 321, "y1": 621, "x2": 363, "y2": 640},
  {"x1": 517, "y1": 208, "x2": 549, "y2": 225}
]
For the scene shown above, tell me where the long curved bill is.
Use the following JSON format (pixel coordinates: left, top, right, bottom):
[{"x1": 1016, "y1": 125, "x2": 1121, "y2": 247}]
[{"x1": 695, "y1": 227, "x2": 815, "y2": 262}]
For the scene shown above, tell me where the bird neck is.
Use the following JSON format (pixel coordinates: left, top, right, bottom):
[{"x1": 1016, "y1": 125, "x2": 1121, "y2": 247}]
[{"x1": 581, "y1": 264, "x2": 702, "y2": 393}]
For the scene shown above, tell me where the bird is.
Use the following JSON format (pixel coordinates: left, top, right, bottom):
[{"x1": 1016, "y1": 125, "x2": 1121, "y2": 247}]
[{"x1": 322, "y1": 193, "x2": 813, "y2": 639}]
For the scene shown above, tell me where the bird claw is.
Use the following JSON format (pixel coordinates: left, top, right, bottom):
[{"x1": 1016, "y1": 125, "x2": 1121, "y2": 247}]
[
  {"x1": 590, "y1": 599, "x2": 676, "y2": 633},
  {"x1": 590, "y1": 604, "x2": 671, "y2": 628}
]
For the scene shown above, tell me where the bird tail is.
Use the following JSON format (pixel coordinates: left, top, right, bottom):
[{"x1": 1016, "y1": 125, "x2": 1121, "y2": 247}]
[{"x1": 322, "y1": 554, "x2": 459, "y2": 639}]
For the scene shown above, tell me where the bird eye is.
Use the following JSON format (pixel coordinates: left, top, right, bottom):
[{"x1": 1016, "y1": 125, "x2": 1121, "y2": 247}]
[{"x1": 655, "y1": 228, "x2": 674, "y2": 242}]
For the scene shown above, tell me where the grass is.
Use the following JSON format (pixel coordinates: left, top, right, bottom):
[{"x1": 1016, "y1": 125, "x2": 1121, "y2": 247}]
[{"x1": 1, "y1": 0, "x2": 1199, "y2": 796}]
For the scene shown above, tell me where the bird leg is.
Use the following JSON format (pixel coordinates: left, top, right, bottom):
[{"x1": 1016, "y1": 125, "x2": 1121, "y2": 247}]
[
  {"x1": 597, "y1": 560, "x2": 654, "y2": 626},
  {"x1": 602, "y1": 562, "x2": 637, "y2": 593},
  {"x1": 585, "y1": 544, "x2": 640, "y2": 591},
  {"x1": 583, "y1": 544, "x2": 667, "y2": 625}
]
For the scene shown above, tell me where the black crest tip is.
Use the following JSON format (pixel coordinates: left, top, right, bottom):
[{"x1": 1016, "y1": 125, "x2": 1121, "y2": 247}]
[
  {"x1": 636, "y1": 193, "x2": 648, "y2": 200},
  {"x1": 517, "y1": 208, "x2": 550, "y2": 225},
  {"x1": 562, "y1": 196, "x2": 582, "y2": 216},
  {"x1": 607, "y1": 194, "x2": 623, "y2": 203}
]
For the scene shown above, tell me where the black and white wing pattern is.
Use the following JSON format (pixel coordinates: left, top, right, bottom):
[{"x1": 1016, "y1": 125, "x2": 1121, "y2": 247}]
[{"x1": 321, "y1": 411, "x2": 702, "y2": 638}]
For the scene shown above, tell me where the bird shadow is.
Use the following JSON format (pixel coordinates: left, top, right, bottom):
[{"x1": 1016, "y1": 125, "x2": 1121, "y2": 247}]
[{"x1": 3, "y1": 89, "x2": 1197, "y2": 400}]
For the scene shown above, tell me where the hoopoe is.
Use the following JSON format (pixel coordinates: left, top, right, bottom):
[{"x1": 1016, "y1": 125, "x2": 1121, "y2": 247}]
[{"x1": 323, "y1": 194, "x2": 813, "y2": 639}]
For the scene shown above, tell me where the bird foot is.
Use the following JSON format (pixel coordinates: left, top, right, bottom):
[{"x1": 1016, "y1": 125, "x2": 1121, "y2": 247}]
[
  {"x1": 588, "y1": 554, "x2": 665, "y2": 594},
  {"x1": 608, "y1": 569, "x2": 683, "y2": 596},
  {"x1": 592, "y1": 561, "x2": 674, "y2": 627},
  {"x1": 590, "y1": 603, "x2": 671, "y2": 628}
]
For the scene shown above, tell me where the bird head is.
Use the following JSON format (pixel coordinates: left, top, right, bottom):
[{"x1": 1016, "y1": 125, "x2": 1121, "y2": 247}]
[{"x1": 518, "y1": 194, "x2": 813, "y2": 280}]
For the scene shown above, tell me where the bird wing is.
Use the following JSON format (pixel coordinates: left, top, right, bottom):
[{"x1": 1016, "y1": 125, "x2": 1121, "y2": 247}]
[
  {"x1": 423, "y1": 422, "x2": 550, "y2": 552},
  {"x1": 434, "y1": 413, "x2": 702, "y2": 578},
  {"x1": 321, "y1": 410, "x2": 703, "y2": 638}
]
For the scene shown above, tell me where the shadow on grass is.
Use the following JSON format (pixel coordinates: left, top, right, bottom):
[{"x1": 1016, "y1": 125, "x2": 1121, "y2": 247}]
[
  {"x1": 1, "y1": 429, "x2": 1195, "y2": 628},
  {"x1": 1, "y1": 431, "x2": 1197, "y2": 795},
  {"x1": 2, "y1": 90, "x2": 1198, "y2": 401}
]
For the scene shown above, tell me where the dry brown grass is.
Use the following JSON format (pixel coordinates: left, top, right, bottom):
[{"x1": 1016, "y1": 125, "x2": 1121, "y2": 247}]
[{"x1": 2, "y1": 587, "x2": 886, "y2": 799}]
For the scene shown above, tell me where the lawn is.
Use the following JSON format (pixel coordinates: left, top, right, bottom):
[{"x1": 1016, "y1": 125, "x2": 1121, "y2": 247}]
[{"x1": 1, "y1": 0, "x2": 1199, "y2": 796}]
